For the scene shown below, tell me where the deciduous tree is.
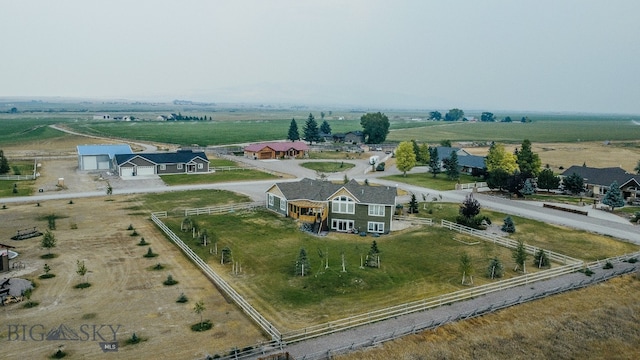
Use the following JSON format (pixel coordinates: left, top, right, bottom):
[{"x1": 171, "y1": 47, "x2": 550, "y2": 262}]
[
  {"x1": 429, "y1": 111, "x2": 442, "y2": 120},
  {"x1": 459, "y1": 252, "x2": 474, "y2": 285},
  {"x1": 41, "y1": 230, "x2": 57, "y2": 255},
  {"x1": 360, "y1": 112, "x2": 390, "y2": 144},
  {"x1": 485, "y1": 142, "x2": 518, "y2": 174},
  {"x1": 480, "y1": 112, "x2": 495, "y2": 122},
  {"x1": 395, "y1": 141, "x2": 416, "y2": 176},
  {"x1": 444, "y1": 108, "x2": 464, "y2": 122}
]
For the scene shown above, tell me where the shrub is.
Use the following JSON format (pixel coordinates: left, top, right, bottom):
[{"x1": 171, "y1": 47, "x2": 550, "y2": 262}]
[
  {"x1": 190, "y1": 320, "x2": 212, "y2": 332},
  {"x1": 152, "y1": 263, "x2": 164, "y2": 270},
  {"x1": 130, "y1": 230, "x2": 139, "y2": 237},
  {"x1": 603, "y1": 261, "x2": 614, "y2": 269},
  {"x1": 627, "y1": 257, "x2": 638, "y2": 264},
  {"x1": 176, "y1": 293, "x2": 188, "y2": 303},
  {"x1": 126, "y1": 332, "x2": 141, "y2": 345},
  {"x1": 127, "y1": 224, "x2": 134, "y2": 230},
  {"x1": 163, "y1": 275, "x2": 178, "y2": 286},
  {"x1": 143, "y1": 248, "x2": 158, "y2": 258},
  {"x1": 138, "y1": 238, "x2": 148, "y2": 246}
]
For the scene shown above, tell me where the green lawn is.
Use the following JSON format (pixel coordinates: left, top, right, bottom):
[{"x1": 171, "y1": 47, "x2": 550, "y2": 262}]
[
  {"x1": 0, "y1": 180, "x2": 36, "y2": 197},
  {"x1": 128, "y1": 189, "x2": 251, "y2": 215},
  {"x1": 160, "y1": 169, "x2": 277, "y2": 186},
  {"x1": 154, "y1": 202, "x2": 638, "y2": 330},
  {"x1": 299, "y1": 161, "x2": 356, "y2": 173},
  {"x1": 382, "y1": 172, "x2": 479, "y2": 191}
]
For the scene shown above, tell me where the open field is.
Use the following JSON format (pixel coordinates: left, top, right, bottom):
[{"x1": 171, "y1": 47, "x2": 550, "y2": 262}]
[
  {"x1": 338, "y1": 273, "x2": 640, "y2": 360},
  {"x1": 159, "y1": 169, "x2": 279, "y2": 186},
  {"x1": 0, "y1": 196, "x2": 266, "y2": 359},
  {"x1": 299, "y1": 161, "x2": 356, "y2": 172}
]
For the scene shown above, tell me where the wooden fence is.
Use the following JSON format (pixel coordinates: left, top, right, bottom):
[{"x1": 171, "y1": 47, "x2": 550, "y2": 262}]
[
  {"x1": 440, "y1": 220, "x2": 582, "y2": 265},
  {"x1": 393, "y1": 215, "x2": 433, "y2": 226},
  {"x1": 184, "y1": 201, "x2": 265, "y2": 217},
  {"x1": 150, "y1": 213, "x2": 281, "y2": 341}
]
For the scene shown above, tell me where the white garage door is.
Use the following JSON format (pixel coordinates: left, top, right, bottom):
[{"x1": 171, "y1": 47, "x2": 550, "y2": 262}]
[
  {"x1": 136, "y1": 166, "x2": 156, "y2": 176},
  {"x1": 120, "y1": 167, "x2": 134, "y2": 177},
  {"x1": 82, "y1": 156, "x2": 97, "y2": 170},
  {"x1": 98, "y1": 161, "x2": 111, "y2": 170}
]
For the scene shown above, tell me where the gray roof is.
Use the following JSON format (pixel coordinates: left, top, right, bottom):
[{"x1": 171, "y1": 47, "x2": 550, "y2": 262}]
[
  {"x1": 273, "y1": 178, "x2": 396, "y2": 205},
  {"x1": 561, "y1": 165, "x2": 640, "y2": 188},
  {"x1": 458, "y1": 155, "x2": 486, "y2": 169},
  {"x1": 115, "y1": 150, "x2": 208, "y2": 165}
]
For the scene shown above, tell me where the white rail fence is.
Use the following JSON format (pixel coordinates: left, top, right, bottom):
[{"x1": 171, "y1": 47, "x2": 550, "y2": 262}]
[
  {"x1": 456, "y1": 182, "x2": 488, "y2": 190},
  {"x1": 441, "y1": 220, "x2": 582, "y2": 265},
  {"x1": 184, "y1": 201, "x2": 265, "y2": 217},
  {"x1": 150, "y1": 213, "x2": 281, "y2": 341}
]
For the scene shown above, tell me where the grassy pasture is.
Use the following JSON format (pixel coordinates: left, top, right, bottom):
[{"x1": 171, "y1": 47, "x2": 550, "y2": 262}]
[
  {"x1": 129, "y1": 189, "x2": 251, "y2": 215},
  {"x1": 160, "y1": 169, "x2": 278, "y2": 186},
  {"x1": 388, "y1": 119, "x2": 640, "y2": 144},
  {"x1": 0, "y1": 118, "x2": 68, "y2": 146},
  {"x1": 382, "y1": 172, "x2": 479, "y2": 191}
]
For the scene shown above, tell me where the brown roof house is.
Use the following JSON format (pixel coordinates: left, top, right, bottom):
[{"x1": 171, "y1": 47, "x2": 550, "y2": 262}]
[
  {"x1": 265, "y1": 178, "x2": 397, "y2": 235},
  {"x1": 244, "y1": 141, "x2": 309, "y2": 160}
]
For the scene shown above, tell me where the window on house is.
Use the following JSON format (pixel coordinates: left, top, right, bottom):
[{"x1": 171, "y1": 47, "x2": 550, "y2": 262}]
[
  {"x1": 332, "y1": 219, "x2": 354, "y2": 232},
  {"x1": 159, "y1": 164, "x2": 166, "y2": 170},
  {"x1": 367, "y1": 222, "x2": 384, "y2": 233},
  {"x1": 331, "y1": 195, "x2": 355, "y2": 214},
  {"x1": 368, "y1": 204, "x2": 385, "y2": 216},
  {"x1": 198, "y1": 163, "x2": 203, "y2": 169},
  {"x1": 280, "y1": 199, "x2": 286, "y2": 211},
  {"x1": 268, "y1": 194, "x2": 274, "y2": 206},
  {"x1": 177, "y1": 164, "x2": 183, "y2": 169}
]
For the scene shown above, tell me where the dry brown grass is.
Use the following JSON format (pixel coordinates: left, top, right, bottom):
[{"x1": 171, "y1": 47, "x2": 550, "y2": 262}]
[
  {"x1": 339, "y1": 273, "x2": 640, "y2": 360},
  {"x1": 0, "y1": 197, "x2": 266, "y2": 359},
  {"x1": 464, "y1": 141, "x2": 640, "y2": 173}
]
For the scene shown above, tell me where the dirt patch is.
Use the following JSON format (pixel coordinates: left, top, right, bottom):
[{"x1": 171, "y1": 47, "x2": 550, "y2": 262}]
[{"x1": 0, "y1": 197, "x2": 266, "y2": 359}]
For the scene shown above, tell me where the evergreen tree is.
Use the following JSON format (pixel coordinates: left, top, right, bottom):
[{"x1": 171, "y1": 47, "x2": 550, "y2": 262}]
[
  {"x1": 408, "y1": 194, "x2": 419, "y2": 214},
  {"x1": 287, "y1": 118, "x2": 300, "y2": 141},
  {"x1": 0, "y1": 150, "x2": 9, "y2": 174},
  {"x1": 444, "y1": 151, "x2": 460, "y2": 180},
  {"x1": 521, "y1": 178, "x2": 535, "y2": 195},
  {"x1": 411, "y1": 140, "x2": 420, "y2": 159},
  {"x1": 533, "y1": 249, "x2": 550, "y2": 268},
  {"x1": 459, "y1": 193, "x2": 481, "y2": 220},
  {"x1": 320, "y1": 120, "x2": 331, "y2": 134},
  {"x1": 366, "y1": 240, "x2": 380, "y2": 267},
  {"x1": 537, "y1": 168, "x2": 560, "y2": 192},
  {"x1": 563, "y1": 172, "x2": 585, "y2": 194},
  {"x1": 303, "y1": 113, "x2": 320, "y2": 144},
  {"x1": 428, "y1": 146, "x2": 440, "y2": 178},
  {"x1": 486, "y1": 257, "x2": 504, "y2": 279},
  {"x1": 516, "y1": 139, "x2": 541, "y2": 179},
  {"x1": 501, "y1": 216, "x2": 516, "y2": 233},
  {"x1": 512, "y1": 240, "x2": 528, "y2": 272},
  {"x1": 486, "y1": 168, "x2": 510, "y2": 191},
  {"x1": 602, "y1": 181, "x2": 625, "y2": 211},
  {"x1": 295, "y1": 248, "x2": 311, "y2": 276}
]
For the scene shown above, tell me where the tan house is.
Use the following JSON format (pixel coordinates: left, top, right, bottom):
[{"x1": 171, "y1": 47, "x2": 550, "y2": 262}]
[{"x1": 244, "y1": 142, "x2": 309, "y2": 160}]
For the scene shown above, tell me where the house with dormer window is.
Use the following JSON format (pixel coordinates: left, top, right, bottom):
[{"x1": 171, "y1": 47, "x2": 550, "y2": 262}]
[{"x1": 265, "y1": 178, "x2": 397, "y2": 234}]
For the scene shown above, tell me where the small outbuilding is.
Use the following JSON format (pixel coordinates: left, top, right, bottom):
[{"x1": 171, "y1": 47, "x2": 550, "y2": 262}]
[{"x1": 77, "y1": 144, "x2": 133, "y2": 171}]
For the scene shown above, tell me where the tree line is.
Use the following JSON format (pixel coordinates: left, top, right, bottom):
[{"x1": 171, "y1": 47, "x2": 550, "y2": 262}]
[
  {"x1": 429, "y1": 109, "x2": 532, "y2": 123},
  {"x1": 287, "y1": 112, "x2": 391, "y2": 145}
]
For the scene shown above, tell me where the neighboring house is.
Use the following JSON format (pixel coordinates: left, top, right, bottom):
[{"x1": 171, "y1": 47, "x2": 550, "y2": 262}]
[
  {"x1": 92, "y1": 114, "x2": 111, "y2": 120},
  {"x1": 265, "y1": 178, "x2": 397, "y2": 234},
  {"x1": 319, "y1": 132, "x2": 334, "y2": 142},
  {"x1": 561, "y1": 165, "x2": 640, "y2": 200},
  {"x1": 114, "y1": 149, "x2": 209, "y2": 177},
  {"x1": 344, "y1": 131, "x2": 364, "y2": 144},
  {"x1": 77, "y1": 144, "x2": 133, "y2": 171},
  {"x1": 434, "y1": 146, "x2": 486, "y2": 174},
  {"x1": 244, "y1": 142, "x2": 309, "y2": 160}
]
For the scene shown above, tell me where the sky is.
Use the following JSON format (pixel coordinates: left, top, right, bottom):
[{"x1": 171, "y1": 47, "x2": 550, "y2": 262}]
[{"x1": 2, "y1": 1, "x2": 639, "y2": 114}]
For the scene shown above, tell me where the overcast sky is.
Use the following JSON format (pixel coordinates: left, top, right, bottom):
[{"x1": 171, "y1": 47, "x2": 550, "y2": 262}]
[{"x1": 2, "y1": 1, "x2": 639, "y2": 114}]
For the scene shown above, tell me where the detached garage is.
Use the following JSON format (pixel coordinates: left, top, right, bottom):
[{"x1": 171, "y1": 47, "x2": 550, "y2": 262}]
[{"x1": 77, "y1": 144, "x2": 133, "y2": 171}]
